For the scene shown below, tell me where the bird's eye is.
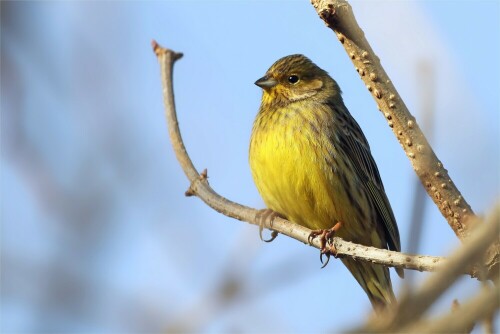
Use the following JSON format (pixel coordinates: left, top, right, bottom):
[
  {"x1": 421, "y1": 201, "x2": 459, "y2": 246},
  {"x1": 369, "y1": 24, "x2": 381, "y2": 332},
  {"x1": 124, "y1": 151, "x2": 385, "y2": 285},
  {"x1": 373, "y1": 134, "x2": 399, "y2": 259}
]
[{"x1": 287, "y1": 75, "x2": 299, "y2": 84}]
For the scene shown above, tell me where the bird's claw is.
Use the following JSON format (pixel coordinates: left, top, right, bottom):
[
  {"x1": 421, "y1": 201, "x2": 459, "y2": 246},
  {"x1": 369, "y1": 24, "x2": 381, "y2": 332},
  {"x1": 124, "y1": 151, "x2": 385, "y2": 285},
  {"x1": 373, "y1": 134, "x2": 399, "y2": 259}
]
[
  {"x1": 320, "y1": 252, "x2": 331, "y2": 268},
  {"x1": 256, "y1": 209, "x2": 282, "y2": 242},
  {"x1": 308, "y1": 222, "x2": 343, "y2": 268}
]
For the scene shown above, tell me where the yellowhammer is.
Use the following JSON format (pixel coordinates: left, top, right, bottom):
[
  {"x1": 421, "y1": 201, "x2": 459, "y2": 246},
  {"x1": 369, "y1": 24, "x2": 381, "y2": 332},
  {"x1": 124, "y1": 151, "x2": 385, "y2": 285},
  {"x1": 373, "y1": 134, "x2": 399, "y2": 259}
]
[{"x1": 249, "y1": 54, "x2": 403, "y2": 312}]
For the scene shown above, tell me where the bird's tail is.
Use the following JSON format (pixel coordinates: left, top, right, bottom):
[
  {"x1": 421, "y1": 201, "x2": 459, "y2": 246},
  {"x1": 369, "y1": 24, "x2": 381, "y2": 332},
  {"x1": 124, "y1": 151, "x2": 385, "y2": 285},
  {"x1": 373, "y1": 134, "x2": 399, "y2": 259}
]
[{"x1": 341, "y1": 258, "x2": 396, "y2": 313}]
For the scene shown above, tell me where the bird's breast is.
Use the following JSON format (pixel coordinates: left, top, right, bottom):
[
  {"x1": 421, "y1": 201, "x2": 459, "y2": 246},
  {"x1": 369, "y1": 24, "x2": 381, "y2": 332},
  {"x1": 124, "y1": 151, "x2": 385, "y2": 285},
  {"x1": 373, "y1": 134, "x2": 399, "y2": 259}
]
[{"x1": 249, "y1": 104, "x2": 353, "y2": 230}]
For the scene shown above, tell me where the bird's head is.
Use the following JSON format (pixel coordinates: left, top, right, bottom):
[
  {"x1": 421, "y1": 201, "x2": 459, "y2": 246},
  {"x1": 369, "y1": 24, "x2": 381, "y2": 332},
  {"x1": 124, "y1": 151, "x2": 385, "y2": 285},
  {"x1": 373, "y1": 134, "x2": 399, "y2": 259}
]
[{"x1": 255, "y1": 54, "x2": 341, "y2": 108}]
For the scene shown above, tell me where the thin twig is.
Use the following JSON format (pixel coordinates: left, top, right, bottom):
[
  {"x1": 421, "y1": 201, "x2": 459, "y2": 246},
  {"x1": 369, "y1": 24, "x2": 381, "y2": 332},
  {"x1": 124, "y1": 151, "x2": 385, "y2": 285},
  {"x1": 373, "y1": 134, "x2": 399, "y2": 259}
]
[
  {"x1": 309, "y1": 0, "x2": 499, "y2": 281},
  {"x1": 151, "y1": 40, "x2": 491, "y2": 276}
]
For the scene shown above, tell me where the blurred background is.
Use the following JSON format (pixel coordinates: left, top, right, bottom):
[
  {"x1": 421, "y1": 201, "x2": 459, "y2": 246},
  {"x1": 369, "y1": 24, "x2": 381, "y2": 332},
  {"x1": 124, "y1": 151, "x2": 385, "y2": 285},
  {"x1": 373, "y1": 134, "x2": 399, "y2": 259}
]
[{"x1": 1, "y1": 1, "x2": 499, "y2": 332}]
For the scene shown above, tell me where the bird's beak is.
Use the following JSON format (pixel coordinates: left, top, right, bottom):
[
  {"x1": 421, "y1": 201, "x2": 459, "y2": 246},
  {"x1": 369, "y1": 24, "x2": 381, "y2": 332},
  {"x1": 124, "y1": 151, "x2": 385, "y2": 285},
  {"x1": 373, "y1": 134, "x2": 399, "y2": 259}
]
[{"x1": 254, "y1": 75, "x2": 277, "y2": 89}]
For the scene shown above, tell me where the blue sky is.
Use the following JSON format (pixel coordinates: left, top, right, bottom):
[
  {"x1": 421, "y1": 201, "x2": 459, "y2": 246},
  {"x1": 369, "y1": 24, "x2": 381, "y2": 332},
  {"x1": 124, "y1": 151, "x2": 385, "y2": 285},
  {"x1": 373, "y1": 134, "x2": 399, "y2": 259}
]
[{"x1": 1, "y1": 1, "x2": 499, "y2": 332}]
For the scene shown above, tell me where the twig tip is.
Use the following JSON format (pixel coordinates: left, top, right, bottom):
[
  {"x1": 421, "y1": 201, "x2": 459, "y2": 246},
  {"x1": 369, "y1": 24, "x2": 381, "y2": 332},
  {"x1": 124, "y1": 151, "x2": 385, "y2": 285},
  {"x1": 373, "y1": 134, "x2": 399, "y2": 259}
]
[
  {"x1": 174, "y1": 52, "x2": 184, "y2": 61},
  {"x1": 151, "y1": 39, "x2": 162, "y2": 55},
  {"x1": 200, "y1": 168, "x2": 208, "y2": 180},
  {"x1": 151, "y1": 39, "x2": 184, "y2": 61},
  {"x1": 185, "y1": 187, "x2": 195, "y2": 197}
]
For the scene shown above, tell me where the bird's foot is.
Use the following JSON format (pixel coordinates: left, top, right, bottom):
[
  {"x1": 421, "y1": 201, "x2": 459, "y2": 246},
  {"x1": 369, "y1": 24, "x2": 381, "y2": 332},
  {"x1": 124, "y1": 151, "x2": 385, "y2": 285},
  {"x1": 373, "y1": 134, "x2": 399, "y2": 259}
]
[
  {"x1": 256, "y1": 209, "x2": 282, "y2": 242},
  {"x1": 308, "y1": 221, "x2": 343, "y2": 268}
]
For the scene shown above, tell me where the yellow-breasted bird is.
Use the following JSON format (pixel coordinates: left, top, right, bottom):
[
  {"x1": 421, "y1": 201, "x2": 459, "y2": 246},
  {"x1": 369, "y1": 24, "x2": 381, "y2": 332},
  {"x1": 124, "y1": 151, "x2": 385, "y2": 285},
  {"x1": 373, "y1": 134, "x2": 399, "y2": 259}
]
[{"x1": 249, "y1": 54, "x2": 403, "y2": 312}]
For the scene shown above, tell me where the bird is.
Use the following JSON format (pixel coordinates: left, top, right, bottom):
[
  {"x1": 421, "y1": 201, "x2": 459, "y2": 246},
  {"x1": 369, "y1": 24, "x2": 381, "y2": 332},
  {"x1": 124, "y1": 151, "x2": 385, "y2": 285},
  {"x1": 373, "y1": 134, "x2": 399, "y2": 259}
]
[{"x1": 249, "y1": 54, "x2": 403, "y2": 312}]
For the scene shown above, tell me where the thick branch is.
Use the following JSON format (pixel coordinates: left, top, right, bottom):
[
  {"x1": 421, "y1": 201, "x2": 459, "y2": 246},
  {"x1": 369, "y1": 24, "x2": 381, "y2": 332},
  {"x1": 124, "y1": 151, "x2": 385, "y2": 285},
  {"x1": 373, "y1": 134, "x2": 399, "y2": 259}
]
[
  {"x1": 309, "y1": 0, "x2": 499, "y2": 281},
  {"x1": 151, "y1": 40, "x2": 493, "y2": 277},
  {"x1": 310, "y1": 0, "x2": 472, "y2": 235}
]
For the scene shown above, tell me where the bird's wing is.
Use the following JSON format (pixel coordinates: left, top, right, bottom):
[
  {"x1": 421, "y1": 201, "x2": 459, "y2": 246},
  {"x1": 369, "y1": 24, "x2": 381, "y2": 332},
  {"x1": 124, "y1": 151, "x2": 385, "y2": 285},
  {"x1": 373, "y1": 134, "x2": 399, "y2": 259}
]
[{"x1": 329, "y1": 101, "x2": 401, "y2": 254}]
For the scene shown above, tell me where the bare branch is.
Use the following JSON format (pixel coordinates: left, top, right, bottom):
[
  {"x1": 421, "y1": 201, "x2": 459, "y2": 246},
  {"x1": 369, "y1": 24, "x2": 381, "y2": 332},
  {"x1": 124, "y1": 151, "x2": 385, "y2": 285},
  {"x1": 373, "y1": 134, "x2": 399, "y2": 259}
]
[
  {"x1": 151, "y1": 40, "x2": 495, "y2": 277},
  {"x1": 309, "y1": 0, "x2": 499, "y2": 281},
  {"x1": 309, "y1": 0, "x2": 472, "y2": 235}
]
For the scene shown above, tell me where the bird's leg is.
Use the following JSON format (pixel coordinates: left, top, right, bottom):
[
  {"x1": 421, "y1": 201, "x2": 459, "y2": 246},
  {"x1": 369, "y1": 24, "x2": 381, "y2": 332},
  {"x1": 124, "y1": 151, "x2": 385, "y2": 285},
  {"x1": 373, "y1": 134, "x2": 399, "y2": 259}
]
[
  {"x1": 308, "y1": 221, "x2": 343, "y2": 268},
  {"x1": 255, "y1": 208, "x2": 282, "y2": 242}
]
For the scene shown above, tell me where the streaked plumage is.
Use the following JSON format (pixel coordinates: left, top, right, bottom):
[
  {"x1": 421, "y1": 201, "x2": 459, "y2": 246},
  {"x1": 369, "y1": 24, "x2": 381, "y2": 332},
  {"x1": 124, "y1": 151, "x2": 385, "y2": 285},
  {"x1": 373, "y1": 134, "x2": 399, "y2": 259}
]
[{"x1": 249, "y1": 54, "x2": 403, "y2": 311}]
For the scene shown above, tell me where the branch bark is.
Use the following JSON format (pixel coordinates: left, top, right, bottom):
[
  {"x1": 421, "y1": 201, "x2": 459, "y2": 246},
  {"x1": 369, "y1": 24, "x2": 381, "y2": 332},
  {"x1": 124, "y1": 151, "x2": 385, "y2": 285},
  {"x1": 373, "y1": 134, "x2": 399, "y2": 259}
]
[
  {"x1": 151, "y1": 40, "x2": 494, "y2": 278},
  {"x1": 309, "y1": 0, "x2": 499, "y2": 281}
]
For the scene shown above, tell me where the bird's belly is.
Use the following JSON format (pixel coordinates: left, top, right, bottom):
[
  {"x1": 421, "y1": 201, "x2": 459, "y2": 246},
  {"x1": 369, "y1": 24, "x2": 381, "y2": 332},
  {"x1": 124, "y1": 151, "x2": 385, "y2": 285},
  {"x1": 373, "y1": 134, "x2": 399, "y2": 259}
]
[{"x1": 250, "y1": 128, "x2": 353, "y2": 231}]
